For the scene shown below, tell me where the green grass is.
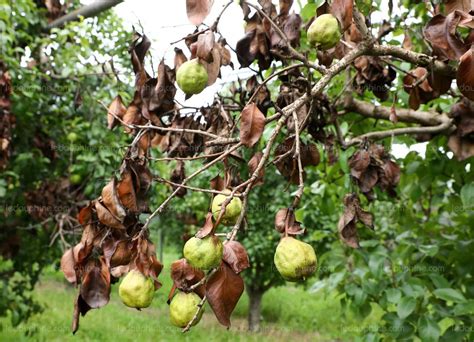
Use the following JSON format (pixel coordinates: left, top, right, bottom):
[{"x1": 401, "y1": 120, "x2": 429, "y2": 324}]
[{"x1": 0, "y1": 251, "x2": 381, "y2": 341}]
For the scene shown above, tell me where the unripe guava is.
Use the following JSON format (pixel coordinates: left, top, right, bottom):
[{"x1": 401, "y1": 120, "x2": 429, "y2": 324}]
[
  {"x1": 183, "y1": 236, "x2": 223, "y2": 270},
  {"x1": 307, "y1": 14, "x2": 341, "y2": 50},
  {"x1": 274, "y1": 237, "x2": 317, "y2": 282},
  {"x1": 176, "y1": 59, "x2": 208, "y2": 95},
  {"x1": 118, "y1": 270, "x2": 155, "y2": 308},
  {"x1": 211, "y1": 189, "x2": 242, "y2": 226},
  {"x1": 69, "y1": 174, "x2": 82, "y2": 185},
  {"x1": 169, "y1": 291, "x2": 203, "y2": 328},
  {"x1": 67, "y1": 132, "x2": 78, "y2": 142}
]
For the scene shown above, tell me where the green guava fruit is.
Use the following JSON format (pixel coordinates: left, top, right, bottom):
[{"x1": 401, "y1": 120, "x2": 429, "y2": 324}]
[
  {"x1": 67, "y1": 132, "x2": 78, "y2": 142},
  {"x1": 307, "y1": 14, "x2": 341, "y2": 50},
  {"x1": 118, "y1": 270, "x2": 155, "y2": 308},
  {"x1": 69, "y1": 174, "x2": 82, "y2": 185},
  {"x1": 169, "y1": 291, "x2": 203, "y2": 328},
  {"x1": 211, "y1": 189, "x2": 242, "y2": 226},
  {"x1": 274, "y1": 237, "x2": 317, "y2": 282},
  {"x1": 176, "y1": 59, "x2": 208, "y2": 95},
  {"x1": 183, "y1": 236, "x2": 223, "y2": 270}
]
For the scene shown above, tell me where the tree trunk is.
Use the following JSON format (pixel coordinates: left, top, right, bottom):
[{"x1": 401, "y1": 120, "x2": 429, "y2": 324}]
[{"x1": 247, "y1": 287, "x2": 264, "y2": 332}]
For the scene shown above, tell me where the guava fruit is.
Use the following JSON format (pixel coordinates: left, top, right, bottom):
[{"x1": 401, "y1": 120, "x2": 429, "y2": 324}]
[
  {"x1": 307, "y1": 14, "x2": 341, "y2": 50},
  {"x1": 69, "y1": 174, "x2": 82, "y2": 185},
  {"x1": 118, "y1": 270, "x2": 155, "y2": 308},
  {"x1": 67, "y1": 132, "x2": 78, "y2": 142},
  {"x1": 211, "y1": 189, "x2": 242, "y2": 226},
  {"x1": 274, "y1": 237, "x2": 317, "y2": 282},
  {"x1": 176, "y1": 59, "x2": 208, "y2": 95},
  {"x1": 183, "y1": 236, "x2": 223, "y2": 270},
  {"x1": 169, "y1": 291, "x2": 203, "y2": 328}
]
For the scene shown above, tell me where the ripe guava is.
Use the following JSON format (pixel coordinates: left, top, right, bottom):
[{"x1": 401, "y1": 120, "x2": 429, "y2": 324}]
[
  {"x1": 118, "y1": 270, "x2": 155, "y2": 308},
  {"x1": 307, "y1": 14, "x2": 341, "y2": 50},
  {"x1": 211, "y1": 189, "x2": 242, "y2": 226},
  {"x1": 176, "y1": 59, "x2": 208, "y2": 95},
  {"x1": 169, "y1": 291, "x2": 203, "y2": 328},
  {"x1": 274, "y1": 237, "x2": 317, "y2": 282},
  {"x1": 183, "y1": 236, "x2": 223, "y2": 270}
]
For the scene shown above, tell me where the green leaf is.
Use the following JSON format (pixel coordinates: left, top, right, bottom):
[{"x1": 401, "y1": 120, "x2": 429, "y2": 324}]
[
  {"x1": 386, "y1": 289, "x2": 402, "y2": 303},
  {"x1": 453, "y1": 300, "x2": 474, "y2": 316},
  {"x1": 397, "y1": 297, "x2": 416, "y2": 319},
  {"x1": 418, "y1": 317, "x2": 440, "y2": 342},
  {"x1": 460, "y1": 183, "x2": 474, "y2": 209},
  {"x1": 433, "y1": 288, "x2": 466, "y2": 303}
]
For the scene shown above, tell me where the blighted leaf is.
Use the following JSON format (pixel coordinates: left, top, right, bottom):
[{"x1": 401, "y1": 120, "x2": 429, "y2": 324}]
[
  {"x1": 423, "y1": 12, "x2": 468, "y2": 61},
  {"x1": 196, "y1": 30, "x2": 215, "y2": 62},
  {"x1": 77, "y1": 205, "x2": 92, "y2": 226},
  {"x1": 170, "y1": 161, "x2": 187, "y2": 197},
  {"x1": 274, "y1": 208, "x2": 289, "y2": 233},
  {"x1": 444, "y1": 0, "x2": 474, "y2": 13},
  {"x1": 206, "y1": 262, "x2": 245, "y2": 327},
  {"x1": 72, "y1": 294, "x2": 91, "y2": 334},
  {"x1": 107, "y1": 95, "x2": 126, "y2": 130},
  {"x1": 102, "y1": 178, "x2": 127, "y2": 221},
  {"x1": 223, "y1": 241, "x2": 250, "y2": 274},
  {"x1": 174, "y1": 47, "x2": 188, "y2": 71},
  {"x1": 95, "y1": 200, "x2": 125, "y2": 229},
  {"x1": 186, "y1": 0, "x2": 212, "y2": 26},
  {"x1": 60, "y1": 243, "x2": 84, "y2": 283},
  {"x1": 210, "y1": 174, "x2": 225, "y2": 191},
  {"x1": 196, "y1": 212, "x2": 215, "y2": 239},
  {"x1": 337, "y1": 193, "x2": 374, "y2": 248},
  {"x1": 170, "y1": 258, "x2": 205, "y2": 298},
  {"x1": 80, "y1": 257, "x2": 110, "y2": 309},
  {"x1": 117, "y1": 169, "x2": 138, "y2": 212},
  {"x1": 110, "y1": 240, "x2": 133, "y2": 267},
  {"x1": 331, "y1": 0, "x2": 353, "y2": 31},
  {"x1": 240, "y1": 103, "x2": 265, "y2": 148},
  {"x1": 279, "y1": 0, "x2": 293, "y2": 16},
  {"x1": 248, "y1": 152, "x2": 264, "y2": 186},
  {"x1": 202, "y1": 48, "x2": 221, "y2": 86},
  {"x1": 457, "y1": 47, "x2": 474, "y2": 100}
]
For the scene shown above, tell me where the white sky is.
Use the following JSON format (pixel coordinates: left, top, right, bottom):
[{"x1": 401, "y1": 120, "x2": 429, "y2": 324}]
[{"x1": 80, "y1": 0, "x2": 422, "y2": 159}]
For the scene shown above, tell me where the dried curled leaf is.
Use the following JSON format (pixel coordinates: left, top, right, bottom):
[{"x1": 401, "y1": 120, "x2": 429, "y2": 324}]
[
  {"x1": 337, "y1": 193, "x2": 373, "y2": 248},
  {"x1": 170, "y1": 258, "x2": 205, "y2": 298},
  {"x1": 186, "y1": 0, "x2": 213, "y2": 26},
  {"x1": 107, "y1": 95, "x2": 126, "y2": 130},
  {"x1": 240, "y1": 103, "x2": 265, "y2": 148},
  {"x1": 206, "y1": 262, "x2": 244, "y2": 327},
  {"x1": 223, "y1": 241, "x2": 250, "y2": 274}
]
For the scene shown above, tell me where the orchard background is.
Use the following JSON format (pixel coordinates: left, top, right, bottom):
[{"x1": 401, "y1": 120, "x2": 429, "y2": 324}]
[{"x1": 1, "y1": 0, "x2": 474, "y2": 341}]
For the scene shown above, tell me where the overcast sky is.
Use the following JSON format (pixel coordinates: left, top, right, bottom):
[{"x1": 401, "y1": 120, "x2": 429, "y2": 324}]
[{"x1": 80, "y1": 0, "x2": 426, "y2": 158}]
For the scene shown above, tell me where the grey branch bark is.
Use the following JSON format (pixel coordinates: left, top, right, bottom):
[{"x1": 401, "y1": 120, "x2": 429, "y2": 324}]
[{"x1": 47, "y1": 0, "x2": 124, "y2": 30}]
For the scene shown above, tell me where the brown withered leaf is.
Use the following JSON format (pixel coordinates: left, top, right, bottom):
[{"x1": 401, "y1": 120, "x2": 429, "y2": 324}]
[
  {"x1": 447, "y1": 99, "x2": 474, "y2": 160},
  {"x1": 337, "y1": 193, "x2": 374, "y2": 248},
  {"x1": 186, "y1": 0, "x2": 213, "y2": 25},
  {"x1": 195, "y1": 212, "x2": 215, "y2": 239},
  {"x1": 60, "y1": 243, "x2": 84, "y2": 284},
  {"x1": 202, "y1": 48, "x2": 221, "y2": 86},
  {"x1": 279, "y1": 0, "x2": 293, "y2": 16},
  {"x1": 210, "y1": 174, "x2": 225, "y2": 191},
  {"x1": 174, "y1": 48, "x2": 188, "y2": 71},
  {"x1": 196, "y1": 30, "x2": 215, "y2": 62},
  {"x1": 274, "y1": 138, "x2": 298, "y2": 184},
  {"x1": 274, "y1": 208, "x2": 289, "y2": 233},
  {"x1": 95, "y1": 200, "x2": 125, "y2": 229},
  {"x1": 72, "y1": 294, "x2": 91, "y2": 334},
  {"x1": 223, "y1": 241, "x2": 250, "y2": 274},
  {"x1": 240, "y1": 103, "x2": 265, "y2": 148},
  {"x1": 77, "y1": 205, "x2": 92, "y2": 226},
  {"x1": 423, "y1": 12, "x2": 468, "y2": 61},
  {"x1": 170, "y1": 258, "x2": 205, "y2": 298},
  {"x1": 206, "y1": 261, "x2": 245, "y2": 327},
  {"x1": 402, "y1": 31, "x2": 413, "y2": 50},
  {"x1": 445, "y1": 0, "x2": 474, "y2": 13},
  {"x1": 248, "y1": 152, "x2": 264, "y2": 186},
  {"x1": 80, "y1": 257, "x2": 110, "y2": 309},
  {"x1": 110, "y1": 240, "x2": 134, "y2": 268},
  {"x1": 301, "y1": 143, "x2": 320, "y2": 167},
  {"x1": 116, "y1": 169, "x2": 138, "y2": 213},
  {"x1": 102, "y1": 178, "x2": 127, "y2": 222},
  {"x1": 457, "y1": 47, "x2": 474, "y2": 100},
  {"x1": 331, "y1": 0, "x2": 353, "y2": 31},
  {"x1": 130, "y1": 32, "x2": 151, "y2": 76},
  {"x1": 107, "y1": 95, "x2": 126, "y2": 130}
]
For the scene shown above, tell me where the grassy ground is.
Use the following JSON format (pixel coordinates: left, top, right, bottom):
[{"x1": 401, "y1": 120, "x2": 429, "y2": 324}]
[{"x1": 0, "y1": 251, "x2": 380, "y2": 342}]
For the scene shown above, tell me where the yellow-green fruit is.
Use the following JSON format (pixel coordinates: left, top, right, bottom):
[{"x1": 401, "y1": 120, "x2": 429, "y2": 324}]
[
  {"x1": 118, "y1": 270, "x2": 155, "y2": 308},
  {"x1": 170, "y1": 291, "x2": 203, "y2": 328},
  {"x1": 69, "y1": 174, "x2": 82, "y2": 185},
  {"x1": 307, "y1": 14, "x2": 341, "y2": 50},
  {"x1": 211, "y1": 189, "x2": 242, "y2": 226},
  {"x1": 176, "y1": 59, "x2": 208, "y2": 95},
  {"x1": 274, "y1": 237, "x2": 317, "y2": 282},
  {"x1": 183, "y1": 236, "x2": 223, "y2": 270}
]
